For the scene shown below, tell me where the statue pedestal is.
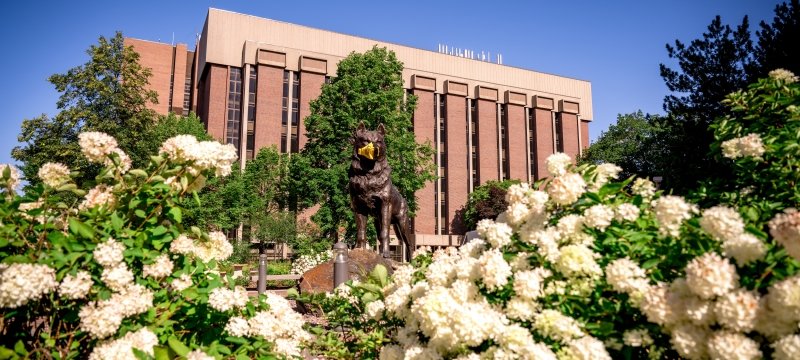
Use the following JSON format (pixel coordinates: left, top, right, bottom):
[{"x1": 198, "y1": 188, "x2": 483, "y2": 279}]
[{"x1": 299, "y1": 249, "x2": 397, "y2": 295}]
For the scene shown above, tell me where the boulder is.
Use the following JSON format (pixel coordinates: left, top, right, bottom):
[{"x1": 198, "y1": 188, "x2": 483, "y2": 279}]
[{"x1": 299, "y1": 248, "x2": 397, "y2": 295}]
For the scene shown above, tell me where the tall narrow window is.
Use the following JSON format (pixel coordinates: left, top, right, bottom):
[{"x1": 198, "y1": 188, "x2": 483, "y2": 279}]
[
  {"x1": 182, "y1": 75, "x2": 191, "y2": 116},
  {"x1": 437, "y1": 95, "x2": 448, "y2": 234},
  {"x1": 555, "y1": 113, "x2": 564, "y2": 152},
  {"x1": 246, "y1": 65, "x2": 257, "y2": 160},
  {"x1": 501, "y1": 105, "x2": 510, "y2": 180},
  {"x1": 290, "y1": 72, "x2": 300, "y2": 153},
  {"x1": 528, "y1": 109, "x2": 536, "y2": 179},
  {"x1": 470, "y1": 102, "x2": 478, "y2": 187},
  {"x1": 226, "y1": 68, "x2": 242, "y2": 157},
  {"x1": 281, "y1": 71, "x2": 289, "y2": 153}
]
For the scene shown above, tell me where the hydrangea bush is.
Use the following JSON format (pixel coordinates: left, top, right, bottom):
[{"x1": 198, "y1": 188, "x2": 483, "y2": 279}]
[
  {"x1": 0, "y1": 133, "x2": 310, "y2": 359},
  {"x1": 308, "y1": 71, "x2": 800, "y2": 360},
  {"x1": 290, "y1": 250, "x2": 332, "y2": 276}
]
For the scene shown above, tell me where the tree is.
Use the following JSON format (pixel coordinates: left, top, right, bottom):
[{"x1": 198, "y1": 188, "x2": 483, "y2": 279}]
[
  {"x1": 753, "y1": 0, "x2": 800, "y2": 78},
  {"x1": 293, "y1": 46, "x2": 436, "y2": 241},
  {"x1": 240, "y1": 147, "x2": 295, "y2": 253},
  {"x1": 136, "y1": 112, "x2": 213, "y2": 157},
  {"x1": 578, "y1": 111, "x2": 664, "y2": 180},
  {"x1": 12, "y1": 32, "x2": 158, "y2": 187},
  {"x1": 657, "y1": 15, "x2": 754, "y2": 192},
  {"x1": 459, "y1": 179, "x2": 520, "y2": 232}
]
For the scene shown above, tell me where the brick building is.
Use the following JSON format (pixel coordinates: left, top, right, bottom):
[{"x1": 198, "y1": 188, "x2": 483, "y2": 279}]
[{"x1": 127, "y1": 8, "x2": 593, "y2": 255}]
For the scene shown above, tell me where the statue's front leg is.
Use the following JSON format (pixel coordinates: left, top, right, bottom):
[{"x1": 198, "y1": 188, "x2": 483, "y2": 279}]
[
  {"x1": 378, "y1": 205, "x2": 392, "y2": 258},
  {"x1": 355, "y1": 212, "x2": 367, "y2": 248}
]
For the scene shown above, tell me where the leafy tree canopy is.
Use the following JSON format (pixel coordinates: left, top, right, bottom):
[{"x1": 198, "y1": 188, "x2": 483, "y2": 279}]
[
  {"x1": 292, "y1": 46, "x2": 436, "y2": 241},
  {"x1": 12, "y1": 32, "x2": 158, "y2": 187},
  {"x1": 459, "y1": 179, "x2": 521, "y2": 232}
]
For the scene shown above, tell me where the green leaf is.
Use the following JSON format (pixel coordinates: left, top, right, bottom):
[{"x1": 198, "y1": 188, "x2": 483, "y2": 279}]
[
  {"x1": 68, "y1": 218, "x2": 94, "y2": 238},
  {"x1": 370, "y1": 264, "x2": 388, "y2": 287},
  {"x1": 167, "y1": 337, "x2": 190, "y2": 356},
  {"x1": 0, "y1": 346, "x2": 15, "y2": 360},
  {"x1": 641, "y1": 258, "x2": 660, "y2": 269},
  {"x1": 13, "y1": 341, "x2": 26, "y2": 356},
  {"x1": 153, "y1": 346, "x2": 170, "y2": 360},
  {"x1": 168, "y1": 207, "x2": 182, "y2": 223},
  {"x1": 111, "y1": 212, "x2": 124, "y2": 231}
]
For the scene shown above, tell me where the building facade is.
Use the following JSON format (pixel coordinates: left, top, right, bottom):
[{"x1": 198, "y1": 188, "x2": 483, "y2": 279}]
[{"x1": 127, "y1": 8, "x2": 593, "y2": 253}]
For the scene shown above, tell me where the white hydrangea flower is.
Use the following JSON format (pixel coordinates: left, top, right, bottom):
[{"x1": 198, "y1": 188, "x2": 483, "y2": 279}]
[
  {"x1": 614, "y1": 203, "x2": 640, "y2": 222},
  {"x1": 652, "y1": 195, "x2": 696, "y2": 237},
  {"x1": 0, "y1": 164, "x2": 21, "y2": 192},
  {"x1": 79, "y1": 184, "x2": 116, "y2": 211},
  {"x1": 186, "y1": 350, "x2": 215, "y2": 360},
  {"x1": 59, "y1": 270, "x2": 93, "y2": 300},
  {"x1": 170, "y1": 234, "x2": 195, "y2": 255},
  {"x1": 548, "y1": 173, "x2": 586, "y2": 206},
  {"x1": 505, "y1": 183, "x2": 532, "y2": 204},
  {"x1": 78, "y1": 132, "x2": 119, "y2": 163},
  {"x1": 669, "y1": 324, "x2": 709, "y2": 360},
  {"x1": 79, "y1": 300, "x2": 124, "y2": 338},
  {"x1": 713, "y1": 289, "x2": 760, "y2": 332},
  {"x1": 193, "y1": 231, "x2": 234, "y2": 262},
  {"x1": 683, "y1": 295, "x2": 715, "y2": 326},
  {"x1": 604, "y1": 257, "x2": 648, "y2": 295},
  {"x1": 589, "y1": 163, "x2": 622, "y2": 192},
  {"x1": 225, "y1": 316, "x2": 250, "y2": 337},
  {"x1": 366, "y1": 300, "x2": 385, "y2": 320},
  {"x1": 379, "y1": 344, "x2": 404, "y2": 360},
  {"x1": 476, "y1": 219, "x2": 513, "y2": 248},
  {"x1": 546, "y1": 152, "x2": 572, "y2": 177},
  {"x1": 208, "y1": 286, "x2": 249, "y2": 312},
  {"x1": 142, "y1": 254, "x2": 174, "y2": 279},
  {"x1": 707, "y1": 331, "x2": 762, "y2": 360},
  {"x1": 533, "y1": 309, "x2": 584, "y2": 342},
  {"x1": 478, "y1": 249, "x2": 512, "y2": 291},
  {"x1": 101, "y1": 263, "x2": 134, "y2": 292},
  {"x1": 554, "y1": 244, "x2": 602, "y2": 278},
  {"x1": 160, "y1": 135, "x2": 239, "y2": 177},
  {"x1": 721, "y1": 133, "x2": 766, "y2": 159},
  {"x1": 556, "y1": 214, "x2": 584, "y2": 238},
  {"x1": 113, "y1": 284, "x2": 154, "y2": 317},
  {"x1": 522, "y1": 227, "x2": 561, "y2": 262},
  {"x1": 721, "y1": 232, "x2": 766, "y2": 266},
  {"x1": 88, "y1": 327, "x2": 159, "y2": 360},
  {"x1": 499, "y1": 324, "x2": 557, "y2": 359},
  {"x1": 106, "y1": 148, "x2": 132, "y2": 174},
  {"x1": 504, "y1": 202, "x2": 531, "y2": 228},
  {"x1": 773, "y1": 335, "x2": 800, "y2": 360},
  {"x1": 0, "y1": 263, "x2": 57, "y2": 308},
  {"x1": 583, "y1": 204, "x2": 614, "y2": 231},
  {"x1": 631, "y1": 178, "x2": 656, "y2": 198},
  {"x1": 558, "y1": 336, "x2": 611, "y2": 360},
  {"x1": 640, "y1": 283, "x2": 681, "y2": 326},
  {"x1": 37, "y1": 162, "x2": 71, "y2": 187},
  {"x1": 170, "y1": 274, "x2": 192, "y2": 292},
  {"x1": 763, "y1": 275, "x2": 800, "y2": 322},
  {"x1": 505, "y1": 297, "x2": 539, "y2": 321},
  {"x1": 769, "y1": 208, "x2": 800, "y2": 261},
  {"x1": 699, "y1": 206, "x2": 744, "y2": 242},
  {"x1": 769, "y1": 68, "x2": 799, "y2": 83},
  {"x1": 685, "y1": 252, "x2": 738, "y2": 300},
  {"x1": 93, "y1": 238, "x2": 125, "y2": 267},
  {"x1": 513, "y1": 269, "x2": 547, "y2": 300},
  {"x1": 622, "y1": 329, "x2": 653, "y2": 347}
]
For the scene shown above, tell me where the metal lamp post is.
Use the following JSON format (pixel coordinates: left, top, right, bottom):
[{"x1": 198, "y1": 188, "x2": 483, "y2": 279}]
[
  {"x1": 333, "y1": 241, "x2": 349, "y2": 289},
  {"x1": 257, "y1": 253, "x2": 267, "y2": 294}
]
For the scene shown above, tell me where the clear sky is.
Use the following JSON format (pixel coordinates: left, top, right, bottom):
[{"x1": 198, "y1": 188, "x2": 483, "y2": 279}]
[{"x1": 0, "y1": 0, "x2": 782, "y2": 167}]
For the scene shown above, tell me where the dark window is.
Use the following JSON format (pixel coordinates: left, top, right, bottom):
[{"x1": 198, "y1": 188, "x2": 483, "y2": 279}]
[
  {"x1": 555, "y1": 113, "x2": 564, "y2": 152},
  {"x1": 501, "y1": 105, "x2": 510, "y2": 180},
  {"x1": 528, "y1": 110, "x2": 537, "y2": 179},
  {"x1": 281, "y1": 71, "x2": 290, "y2": 153},
  {"x1": 182, "y1": 75, "x2": 192, "y2": 116},
  {"x1": 290, "y1": 72, "x2": 300, "y2": 153},
  {"x1": 247, "y1": 65, "x2": 257, "y2": 156},
  {"x1": 471, "y1": 102, "x2": 479, "y2": 187},
  {"x1": 226, "y1": 67, "x2": 242, "y2": 157}
]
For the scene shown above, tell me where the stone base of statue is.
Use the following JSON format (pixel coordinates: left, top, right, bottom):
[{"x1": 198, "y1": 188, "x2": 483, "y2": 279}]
[{"x1": 299, "y1": 248, "x2": 397, "y2": 295}]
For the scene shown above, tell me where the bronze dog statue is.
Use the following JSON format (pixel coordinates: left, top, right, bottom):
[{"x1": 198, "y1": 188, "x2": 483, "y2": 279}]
[{"x1": 348, "y1": 123, "x2": 414, "y2": 260}]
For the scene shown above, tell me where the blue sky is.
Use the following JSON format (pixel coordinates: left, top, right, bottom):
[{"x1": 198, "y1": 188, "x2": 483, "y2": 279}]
[{"x1": 0, "y1": 0, "x2": 782, "y2": 167}]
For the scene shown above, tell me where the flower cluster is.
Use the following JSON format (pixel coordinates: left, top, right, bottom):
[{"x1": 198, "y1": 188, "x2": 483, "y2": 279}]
[
  {"x1": 652, "y1": 195, "x2": 696, "y2": 237},
  {"x1": 159, "y1": 134, "x2": 238, "y2": 176},
  {"x1": 78, "y1": 131, "x2": 131, "y2": 173},
  {"x1": 37, "y1": 162, "x2": 71, "y2": 188},
  {"x1": 291, "y1": 250, "x2": 332, "y2": 275},
  {"x1": 769, "y1": 208, "x2": 800, "y2": 260},
  {"x1": 0, "y1": 263, "x2": 57, "y2": 308},
  {"x1": 223, "y1": 293, "x2": 312, "y2": 358},
  {"x1": 88, "y1": 327, "x2": 158, "y2": 360},
  {"x1": 169, "y1": 232, "x2": 233, "y2": 263},
  {"x1": 721, "y1": 133, "x2": 766, "y2": 159}
]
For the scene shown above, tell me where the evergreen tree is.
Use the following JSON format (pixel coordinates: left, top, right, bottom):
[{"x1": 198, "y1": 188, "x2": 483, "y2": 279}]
[{"x1": 753, "y1": 0, "x2": 800, "y2": 78}]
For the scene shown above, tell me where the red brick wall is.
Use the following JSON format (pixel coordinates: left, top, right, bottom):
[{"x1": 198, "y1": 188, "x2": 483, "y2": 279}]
[
  {"x1": 298, "y1": 71, "x2": 324, "y2": 149},
  {"x1": 254, "y1": 65, "x2": 284, "y2": 151},
  {"x1": 125, "y1": 38, "x2": 173, "y2": 115},
  {"x1": 581, "y1": 120, "x2": 590, "y2": 151},
  {"x1": 476, "y1": 99, "x2": 499, "y2": 185},
  {"x1": 560, "y1": 113, "x2": 580, "y2": 159},
  {"x1": 445, "y1": 94, "x2": 467, "y2": 234},
  {"x1": 206, "y1": 65, "x2": 229, "y2": 142},
  {"x1": 506, "y1": 104, "x2": 528, "y2": 182},
  {"x1": 413, "y1": 89, "x2": 436, "y2": 235},
  {"x1": 533, "y1": 108, "x2": 554, "y2": 179}
]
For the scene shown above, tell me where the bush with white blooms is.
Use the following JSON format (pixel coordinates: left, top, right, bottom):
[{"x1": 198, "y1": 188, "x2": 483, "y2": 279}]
[
  {"x1": 300, "y1": 71, "x2": 800, "y2": 360},
  {"x1": 0, "y1": 133, "x2": 310, "y2": 359}
]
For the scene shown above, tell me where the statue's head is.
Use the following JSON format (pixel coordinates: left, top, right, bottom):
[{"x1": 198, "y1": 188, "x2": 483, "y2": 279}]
[{"x1": 352, "y1": 122, "x2": 386, "y2": 162}]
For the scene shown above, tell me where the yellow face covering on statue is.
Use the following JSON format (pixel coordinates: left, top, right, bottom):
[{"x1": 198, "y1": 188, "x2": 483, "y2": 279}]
[{"x1": 358, "y1": 142, "x2": 379, "y2": 160}]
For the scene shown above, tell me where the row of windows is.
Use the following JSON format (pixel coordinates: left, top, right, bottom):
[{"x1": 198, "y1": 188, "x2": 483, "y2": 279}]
[
  {"x1": 226, "y1": 68, "x2": 243, "y2": 158},
  {"x1": 280, "y1": 71, "x2": 300, "y2": 154}
]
